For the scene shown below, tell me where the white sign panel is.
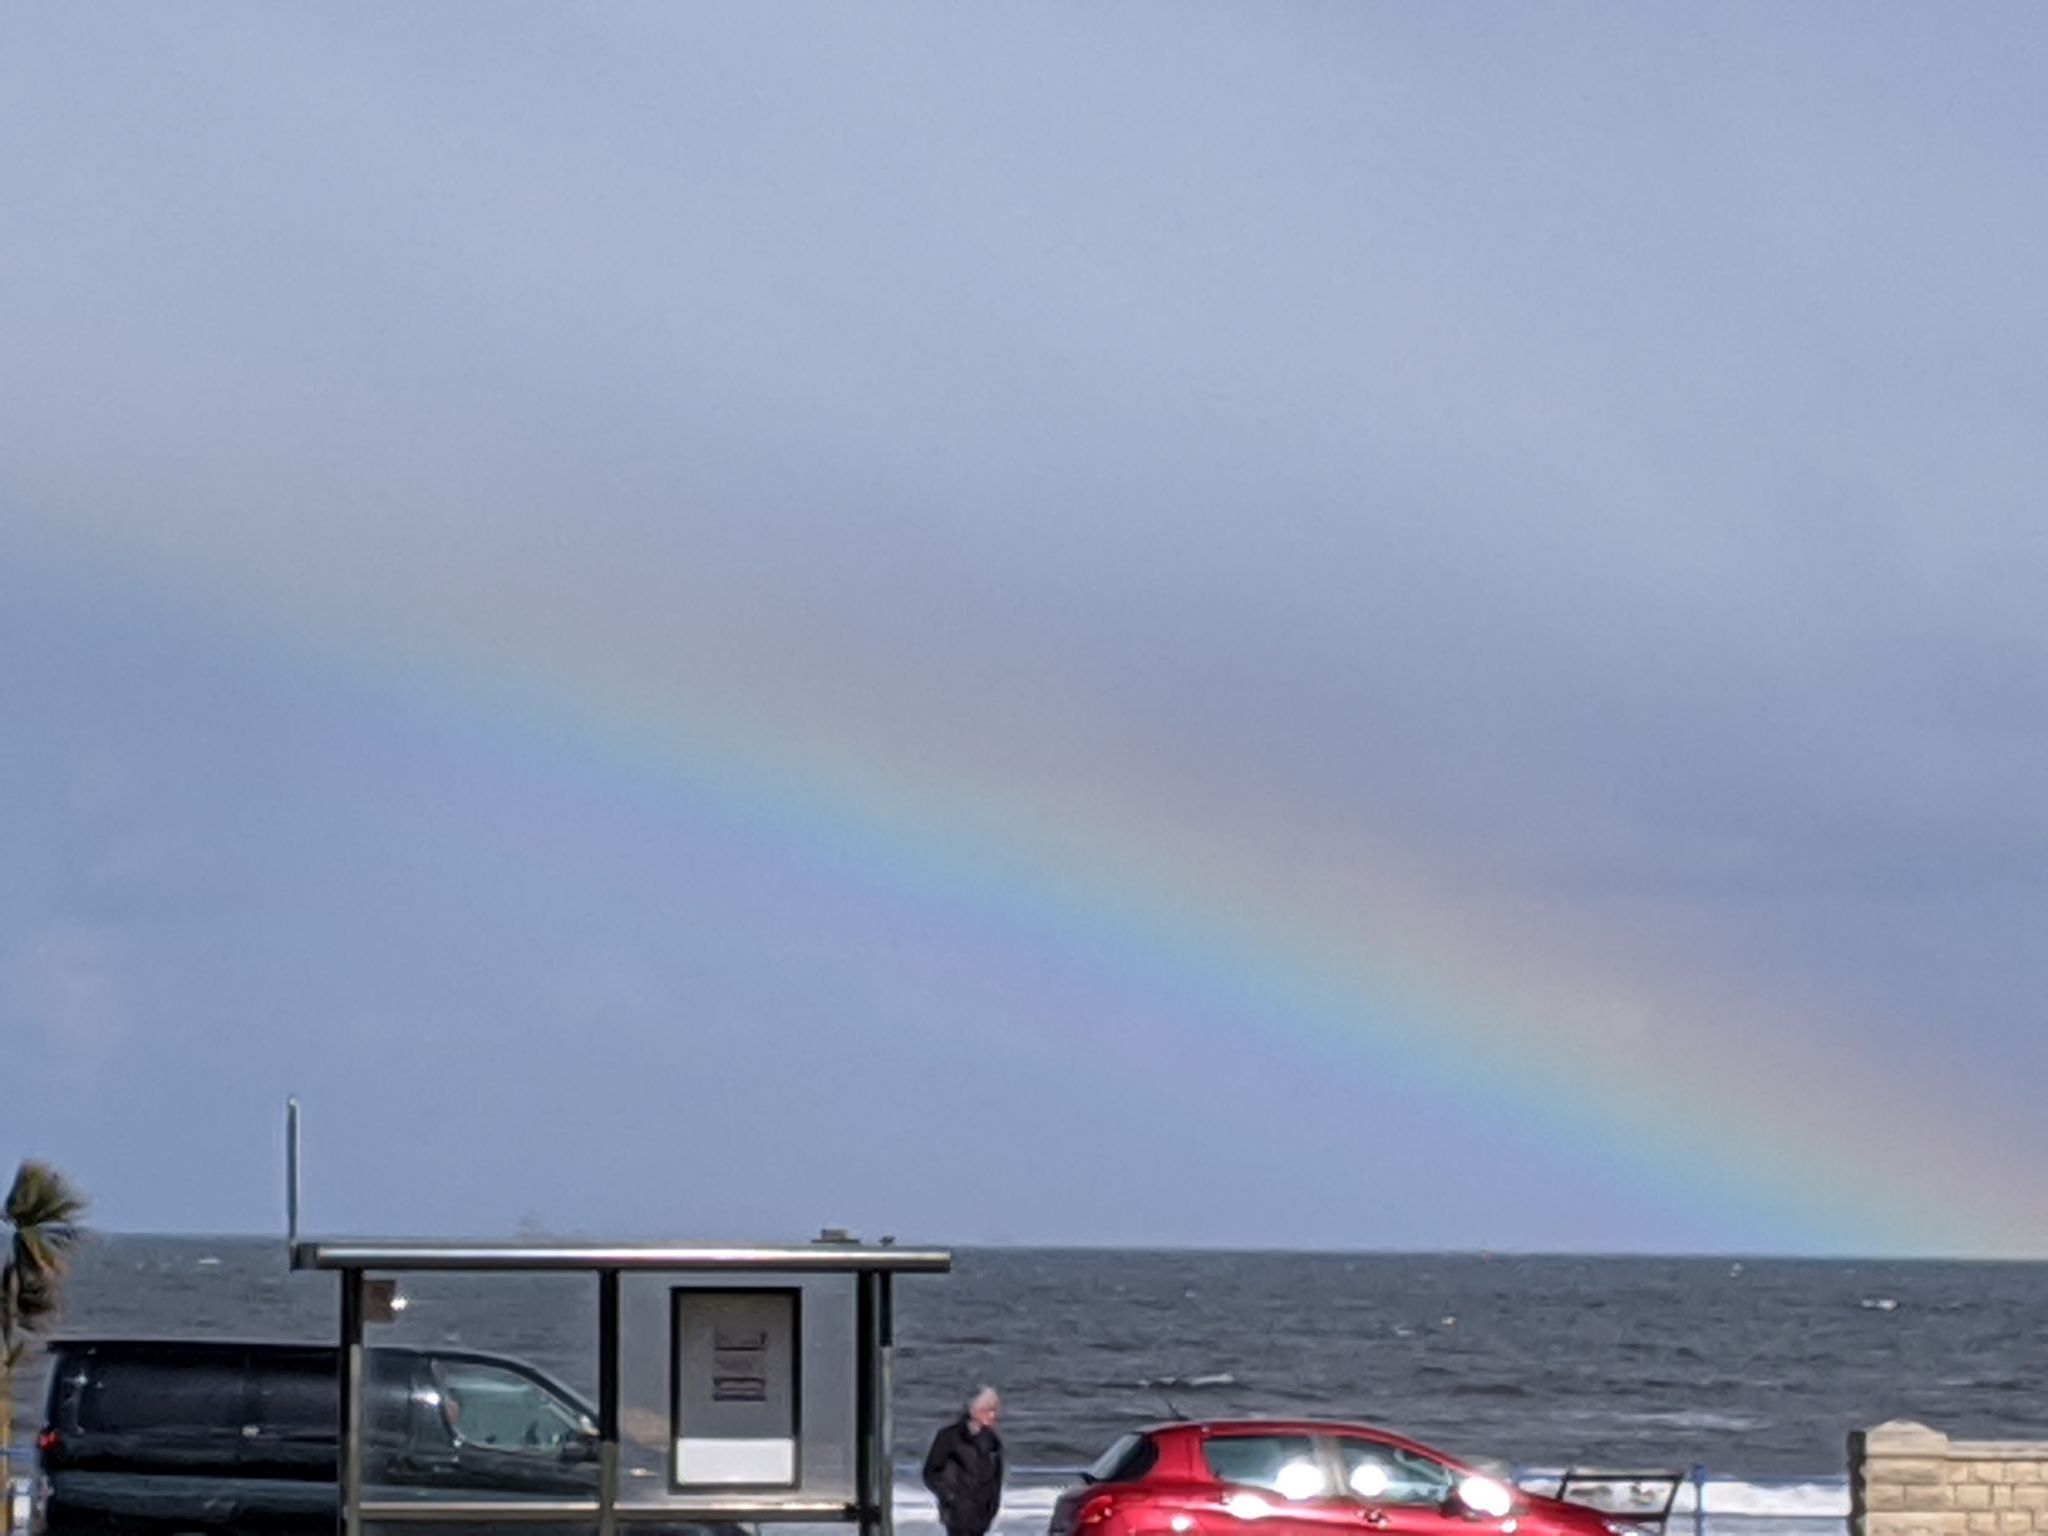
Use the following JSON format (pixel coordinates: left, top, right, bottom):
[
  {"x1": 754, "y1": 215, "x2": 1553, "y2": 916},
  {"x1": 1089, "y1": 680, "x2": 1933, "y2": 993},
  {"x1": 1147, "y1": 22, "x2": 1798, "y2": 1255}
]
[{"x1": 671, "y1": 1288, "x2": 800, "y2": 1490}]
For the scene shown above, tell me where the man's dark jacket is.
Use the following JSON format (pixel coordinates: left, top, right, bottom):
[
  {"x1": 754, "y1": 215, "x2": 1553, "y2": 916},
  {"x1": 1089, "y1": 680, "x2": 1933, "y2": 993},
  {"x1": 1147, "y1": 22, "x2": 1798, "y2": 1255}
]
[{"x1": 922, "y1": 1415, "x2": 1004, "y2": 1535}]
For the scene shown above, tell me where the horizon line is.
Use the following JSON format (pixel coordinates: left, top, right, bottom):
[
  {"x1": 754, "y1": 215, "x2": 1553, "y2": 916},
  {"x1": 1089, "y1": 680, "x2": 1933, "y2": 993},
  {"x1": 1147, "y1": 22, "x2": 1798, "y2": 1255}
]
[{"x1": 77, "y1": 1229, "x2": 2048, "y2": 1265}]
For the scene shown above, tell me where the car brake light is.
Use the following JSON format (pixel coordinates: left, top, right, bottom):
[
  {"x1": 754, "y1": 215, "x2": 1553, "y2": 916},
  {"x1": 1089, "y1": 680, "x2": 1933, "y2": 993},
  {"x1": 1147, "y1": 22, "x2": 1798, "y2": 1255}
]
[
  {"x1": 1077, "y1": 1493, "x2": 1118, "y2": 1527},
  {"x1": 35, "y1": 1430, "x2": 57, "y2": 1454}
]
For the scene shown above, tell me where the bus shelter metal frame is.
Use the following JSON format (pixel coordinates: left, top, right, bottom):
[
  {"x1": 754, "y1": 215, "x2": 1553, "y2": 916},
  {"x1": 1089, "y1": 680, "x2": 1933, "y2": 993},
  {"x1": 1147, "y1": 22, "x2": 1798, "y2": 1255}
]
[{"x1": 293, "y1": 1240, "x2": 950, "y2": 1536}]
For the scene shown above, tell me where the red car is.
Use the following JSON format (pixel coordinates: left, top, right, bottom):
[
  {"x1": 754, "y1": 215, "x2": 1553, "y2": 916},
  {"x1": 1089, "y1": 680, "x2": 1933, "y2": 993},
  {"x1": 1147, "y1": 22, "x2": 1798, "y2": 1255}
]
[{"x1": 1048, "y1": 1421, "x2": 1622, "y2": 1536}]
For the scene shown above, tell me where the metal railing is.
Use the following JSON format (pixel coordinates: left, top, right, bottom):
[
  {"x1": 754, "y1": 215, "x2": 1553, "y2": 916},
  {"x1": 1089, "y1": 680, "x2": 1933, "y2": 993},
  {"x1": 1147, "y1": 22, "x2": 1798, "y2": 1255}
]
[{"x1": 1537, "y1": 1463, "x2": 1710, "y2": 1536}]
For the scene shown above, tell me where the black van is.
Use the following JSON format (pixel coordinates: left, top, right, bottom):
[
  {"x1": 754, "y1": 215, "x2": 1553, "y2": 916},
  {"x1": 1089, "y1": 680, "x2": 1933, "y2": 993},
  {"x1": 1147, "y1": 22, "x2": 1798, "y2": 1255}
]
[{"x1": 35, "y1": 1337, "x2": 742, "y2": 1535}]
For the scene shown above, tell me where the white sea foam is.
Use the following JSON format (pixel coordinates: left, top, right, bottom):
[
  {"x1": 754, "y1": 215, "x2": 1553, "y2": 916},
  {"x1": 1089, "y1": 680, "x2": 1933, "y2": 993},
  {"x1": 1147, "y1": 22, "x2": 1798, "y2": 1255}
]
[{"x1": 1512, "y1": 1473, "x2": 1849, "y2": 1518}]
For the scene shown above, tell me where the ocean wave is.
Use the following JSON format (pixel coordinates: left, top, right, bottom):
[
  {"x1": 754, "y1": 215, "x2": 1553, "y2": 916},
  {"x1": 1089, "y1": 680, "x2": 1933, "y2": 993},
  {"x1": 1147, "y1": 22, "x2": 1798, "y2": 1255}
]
[
  {"x1": 1622, "y1": 1410, "x2": 1770, "y2": 1433},
  {"x1": 1700, "y1": 1481, "x2": 1849, "y2": 1518},
  {"x1": 1448, "y1": 1381, "x2": 1536, "y2": 1399}
]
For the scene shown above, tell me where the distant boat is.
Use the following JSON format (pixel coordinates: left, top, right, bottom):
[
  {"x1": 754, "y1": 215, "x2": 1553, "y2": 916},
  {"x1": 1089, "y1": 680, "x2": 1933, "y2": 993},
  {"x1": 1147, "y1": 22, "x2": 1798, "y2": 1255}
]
[
  {"x1": 196, "y1": 1256, "x2": 222, "y2": 1267},
  {"x1": 1860, "y1": 1297, "x2": 1900, "y2": 1312}
]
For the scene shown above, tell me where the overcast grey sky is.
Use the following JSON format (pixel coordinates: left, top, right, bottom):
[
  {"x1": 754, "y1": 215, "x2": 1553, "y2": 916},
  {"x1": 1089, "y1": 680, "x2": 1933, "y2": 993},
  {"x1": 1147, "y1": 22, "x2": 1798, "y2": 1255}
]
[{"x1": 4, "y1": 4, "x2": 2045, "y2": 1253}]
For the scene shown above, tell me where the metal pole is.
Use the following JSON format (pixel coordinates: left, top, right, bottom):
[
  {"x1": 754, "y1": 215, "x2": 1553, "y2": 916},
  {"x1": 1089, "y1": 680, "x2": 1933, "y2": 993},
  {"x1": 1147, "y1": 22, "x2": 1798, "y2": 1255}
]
[
  {"x1": 879, "y1": 1273, "x2": 896, "y2": 1536},
  {"x1": 856, "y1": 1273, "x2": 878, "y2": 1536},
  {"x1": 285, "y1": 1097, "x2": 302, "y2": 1267},
  {"x1": 340, "y1": 1269, "x2": 364, "y2": 1536},
  {"x1": 1691, "y1": 1462, "x2": 1707, "y2": 1536},
  {"x1": 599, "y1": 1270, "x2": 619, "y2": 1536}
]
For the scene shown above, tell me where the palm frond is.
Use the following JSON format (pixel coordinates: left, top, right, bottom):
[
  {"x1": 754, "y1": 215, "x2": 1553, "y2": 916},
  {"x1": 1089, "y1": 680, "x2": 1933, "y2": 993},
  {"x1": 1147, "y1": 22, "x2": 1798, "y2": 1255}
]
[
  {"x1": 2, "y1": 1159, "x2": 89, "y2": 1344},
  {"x1": 6, "y1": 1160, "x2": 89, "y2": 1236}
]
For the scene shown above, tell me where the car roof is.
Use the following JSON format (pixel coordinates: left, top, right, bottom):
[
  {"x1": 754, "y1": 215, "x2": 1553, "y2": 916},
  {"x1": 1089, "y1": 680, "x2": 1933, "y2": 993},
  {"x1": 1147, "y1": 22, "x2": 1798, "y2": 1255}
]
[
  {"x1": 1137, "y1": 1418, "x2": 1467, "y2": 1466},
  {"x1": 47, "y1": 1337, "x2": 595, "y2": 1408},
  {"x1": 47, "y1": 1338, "x2": 547, "y2": 1370},
  {"x1": 1140, "y1": 1418, "x2": 1417, "y2": 1437},
  {"x1": 49, "y1": 1336, "x2": 333, "y2": 1352}
]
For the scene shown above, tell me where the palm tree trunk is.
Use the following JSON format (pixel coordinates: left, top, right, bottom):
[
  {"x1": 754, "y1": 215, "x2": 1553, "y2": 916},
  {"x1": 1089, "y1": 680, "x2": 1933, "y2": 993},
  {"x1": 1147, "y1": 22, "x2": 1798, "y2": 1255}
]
[
  {"x1": 1, "y1": 1278, "x2": 16, "y2": 1493},
  {"x1": 0, "y1": 1352, "x2": 16, "y2": 1508},
  {"x1": 0, "y1": 1359, "x2": 14, "y2": 1500}
]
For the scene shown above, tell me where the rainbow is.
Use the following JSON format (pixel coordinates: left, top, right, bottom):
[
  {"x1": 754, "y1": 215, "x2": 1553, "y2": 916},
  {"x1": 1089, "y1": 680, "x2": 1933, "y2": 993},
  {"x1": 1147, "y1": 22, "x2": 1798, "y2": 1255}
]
[{"x1": 21, "y1": 525, "x2": 2033, "y2": 1256}]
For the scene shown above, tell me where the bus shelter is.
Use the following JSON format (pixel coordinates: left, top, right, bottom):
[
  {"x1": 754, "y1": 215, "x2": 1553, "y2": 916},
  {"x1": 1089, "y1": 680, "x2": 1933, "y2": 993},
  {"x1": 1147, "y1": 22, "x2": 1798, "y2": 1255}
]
[
  {"x1": 284, "y1": 1103, "x2": 950, "y2": 1536},
  {"x1": 291, "y1": 1238, "x2": 951, "y2": 1536}
]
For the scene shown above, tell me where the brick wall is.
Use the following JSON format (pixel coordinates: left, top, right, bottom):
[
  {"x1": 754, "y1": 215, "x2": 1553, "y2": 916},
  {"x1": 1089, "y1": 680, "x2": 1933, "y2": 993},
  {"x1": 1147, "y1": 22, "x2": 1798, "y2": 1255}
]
[{"x1": 1851, "y1": 1422, "x2": 2048, "y2": 1536}]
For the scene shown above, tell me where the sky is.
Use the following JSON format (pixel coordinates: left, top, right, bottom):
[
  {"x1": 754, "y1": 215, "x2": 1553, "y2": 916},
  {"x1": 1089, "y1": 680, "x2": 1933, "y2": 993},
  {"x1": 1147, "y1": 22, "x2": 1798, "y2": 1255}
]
[{"x1": 3, "y1": 4, "x2": 2046, "y2": 1255}]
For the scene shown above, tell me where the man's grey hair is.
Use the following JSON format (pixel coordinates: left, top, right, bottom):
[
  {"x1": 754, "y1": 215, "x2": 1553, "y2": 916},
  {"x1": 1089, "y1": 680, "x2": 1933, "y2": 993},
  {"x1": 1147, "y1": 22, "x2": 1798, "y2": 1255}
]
[{"x1": 968, "y1": 1386, "x2": 1000, "y2": 1413}]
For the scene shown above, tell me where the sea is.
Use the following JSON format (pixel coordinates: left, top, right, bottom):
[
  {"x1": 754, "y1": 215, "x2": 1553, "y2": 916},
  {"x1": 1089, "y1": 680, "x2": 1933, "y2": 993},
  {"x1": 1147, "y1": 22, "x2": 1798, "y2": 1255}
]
[{"x1": 13, "y1": 1237, "x2": 2048, "y2": 1536}]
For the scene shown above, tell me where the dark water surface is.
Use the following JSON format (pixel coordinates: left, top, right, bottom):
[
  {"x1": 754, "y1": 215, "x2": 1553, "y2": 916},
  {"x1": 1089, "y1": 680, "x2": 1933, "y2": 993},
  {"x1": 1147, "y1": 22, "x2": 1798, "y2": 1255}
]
[{"x1": 15, "y1": 1238, "x2": 2048, "y2": 1480}]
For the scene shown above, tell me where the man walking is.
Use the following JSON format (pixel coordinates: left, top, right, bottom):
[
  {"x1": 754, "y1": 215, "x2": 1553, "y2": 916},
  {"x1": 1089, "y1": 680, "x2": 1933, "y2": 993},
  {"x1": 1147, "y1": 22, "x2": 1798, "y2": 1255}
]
[{"x1": 923, "y1": 1386, "x2": 1004, "y2": 1536}]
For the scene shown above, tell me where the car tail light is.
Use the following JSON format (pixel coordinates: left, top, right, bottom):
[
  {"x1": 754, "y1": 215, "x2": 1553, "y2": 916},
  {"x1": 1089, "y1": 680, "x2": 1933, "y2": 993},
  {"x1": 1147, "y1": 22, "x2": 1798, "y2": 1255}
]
[
  {"x1": 1076, "y1": 1493, "x2": 1119, "y2": 1528},
  {"x1": 35, "y1": 1429, "x2": 58, "y2": 1455}
]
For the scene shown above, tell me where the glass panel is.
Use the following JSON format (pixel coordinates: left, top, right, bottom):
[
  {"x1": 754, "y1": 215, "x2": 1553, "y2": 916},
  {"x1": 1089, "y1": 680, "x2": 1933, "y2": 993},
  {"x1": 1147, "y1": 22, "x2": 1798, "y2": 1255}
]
[
  {"x1": 1336, "y1": 1440, "x2": 1455, "y2": 1507},
  {"x1": 77, "y1": 1348, "x2": 247, "y2": 1434},
  {"x1": 430, "y1": 1357, "x2": 598, "y2": 1457},
  {"x1": 614, "y1": 1271, "x2": 858, "y2": 1511},
  {"x1": 1086, "y1": 1432, "x2": 1158, "y2": 1485},
  {"x1": 1202, "y1": 1436, "x2": 1329, "y2": 1500},
  {"x1": 352, "y1": 1269, "x2": 599, "y2": 1512},
  {"x1": 245, "y1": 1348, "x2": 342, "y2": 1478}
]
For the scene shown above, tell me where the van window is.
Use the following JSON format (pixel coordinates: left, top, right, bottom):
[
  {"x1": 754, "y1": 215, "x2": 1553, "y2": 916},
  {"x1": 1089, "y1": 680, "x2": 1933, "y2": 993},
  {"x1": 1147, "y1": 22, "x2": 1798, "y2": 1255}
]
[
  {"x1": 430, "y1": 1360, "x2": 592, "y2": 1454},
  {"x1": 79, "y1": 1353, "x2": 248, "y2": 1433},
  {"x1": 253, "y1": 1354, "x2": 339, "y2": 1437}
]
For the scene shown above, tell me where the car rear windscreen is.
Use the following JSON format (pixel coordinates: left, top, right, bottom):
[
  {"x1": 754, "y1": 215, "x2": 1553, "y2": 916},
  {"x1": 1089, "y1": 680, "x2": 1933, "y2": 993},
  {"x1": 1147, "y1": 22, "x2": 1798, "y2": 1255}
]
[{"x1": 1086, "y1": 1432, "x2": 1160, "y2": 1484}]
